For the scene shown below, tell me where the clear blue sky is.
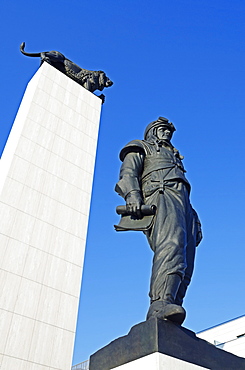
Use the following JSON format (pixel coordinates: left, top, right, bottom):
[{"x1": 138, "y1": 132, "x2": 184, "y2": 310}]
[{"x1": 1, "y1": 0, "x2": 245, "y2": 365}]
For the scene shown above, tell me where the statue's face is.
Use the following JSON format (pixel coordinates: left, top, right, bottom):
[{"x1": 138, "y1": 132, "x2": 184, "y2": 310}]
[{"x1": 156, "y1": 126, "x2": 173, "y2": 142}]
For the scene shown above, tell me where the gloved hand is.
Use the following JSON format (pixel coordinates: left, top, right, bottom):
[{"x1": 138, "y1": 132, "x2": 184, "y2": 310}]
[{"x1": 125, "y1": 190, "x2": 143, "y2": 217}]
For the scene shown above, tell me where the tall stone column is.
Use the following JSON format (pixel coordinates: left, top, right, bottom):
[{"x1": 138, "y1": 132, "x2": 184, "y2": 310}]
[{"x1": 0, "y1": 62, "x2": 102, "y2": 369}]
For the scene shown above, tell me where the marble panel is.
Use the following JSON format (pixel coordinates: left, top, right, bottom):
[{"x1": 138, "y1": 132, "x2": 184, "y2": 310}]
[
  {"x1": 36, "y1": 194, "x2": 58, "y2": 225},
  {"x1": 43, "y1": 175, "x2": 86, "y2": 213},
  {"x1": 87, "y1": 106, "x2": 102, "y2": 123},
  {"x1": 38, "y1": 72, "x2": 54, "y2": 91},
  {"x1": 18, "y1": 185, "x2": 42, "y2": 216},
  {"x1": 76, "y1": 114, "x2": 97, "y2": 137},
  {"x1": 24, "y1": 164, "x2": 47, "y2": 192},
  {"x1": 0, "y1": 309, "x2": 13, "y2": 353},
  {"x1": 0, "y1": 270, "x2": 21, "y2": 311},
  {"x1": 41, "y1": 62, "x2": 57, "y2": 79},
  {"x1": 8, "y1": 155, "x2": 30, "y2": 184},
  {"x1": 41, "y1": 173, "x2": 65, "y2": 201},
  {"x1": 39, "y1": 199, "x2": 86, "y2": 237},
  {"x1": 64, "y1": 90, "x2": 78, "y2": 111},
  {"x1": 59, "y1": 182, "x2": 85, "y2": 212},
  {"x1": 29, "y1": 219, "x2": 54, "y2": 254},
  {"x1": 0, "y1": 233, "x2": 9, "y2": 269},
  {"x1": 0, "y1": 177, "x2": 24, "y2": 210},
  {"x1": 22, "y1": 118, "x2": 41, "y2": 142},
  {"x1": 73, "y1": 150, "x2": 89, "y2": 173},
  {"x1": 46, "y1": 97, "x2": 63, "y2": 118},
  {"x1": 10, "y1": 210, "x2": 35, "y2": 244},
  {"x1": 2, "y1": 238, "x2": 28, "y2": 276},
  {"x1": 60, "y1": 102, "x2": 76, "y2": 126},
  {"x1": 55, "y1": 119, "x2": 72, "y2": 142},
  {"x1": 76, "y1": 100, "x2": 89, "y2": 118},
  {"x1": 4, "y1": 314, "x2": 35, "y2": 360},
  {"x1": 43, "y1": 111, "x2": 59, "y2": 133},
  {"x1": 46, "y1": 152, "x2": 66, "y2": 180},
  {"x1": 49, "y1": 326, "x2": 74, "y2": 369},
  {"x1": 82, "y1": 152, "x2": 96, "y2": 174},
  {"x1": 33, "y1": 88, "x2": 51, "y2": 109},
  {"x1": 43, "y1": 254, "x2": 81, "y2": 296},
  {"x1": 35, "y1": 285, "x2": 61, "y2": 326},
  {"x1": 51, "y1": 84, "x2": 66, "y2": 103},
  {"x1": 0, "y1": 203, "x2": 17, "y2": 236},
  {"x1": 49, "y1": 227, "x2": 84, "y2": 265},
  {"x1": 78, "y1": 88, "x2": 91, "y2": 106},
  {"x1": 50, "y1": 81, "x2": 59, "y2": 100},
  {"x1": 15, "y1": 136, "x2": 36, "y2": 163},
  {"x1": 76, "y1": 190, "x2": 91, "y2": 215},
  {"x1": 71, "y1": 210, "x2": 88, "y2": 238},
  {"x1": 51, "y1": 134, "x2": 69, "y2": 158},
  {"x1": 61, "y1": 260, "x2": 82, "y2": 297},
  {"x1": 56, "y1": 292, "x2": 79, "y2": 332},
  {"x1": 33, "y1": 125, "x2": 56, "y2": 151},
  {"x1": 14, "y1": 278, "x2": 42, "y2": 318},
  {"x1": 90, "y1": 91, "x2": 102, "y2": 108},
  {"x1": 0, "y1": 356, "x2": 48, "y2": 370},
  {"x1": 83, "y1": 103, "x2": 97, "y2": 120},
  {"x1": 46, "y1": 151, "x2": 93, "y2": 192},
  {"x1": 22, "y1": 246, "x2": 48, "y2": 284},
  {"x1": 43, "y1": 174, "x2": 89, "y2": 211},
  {"x1": 31, "y1": 143, "x2": 51, "y2": 170},
  {"x1": 79, "y1": 133, "x2": 97, "y2": 155},
  {"x1": 65, "y1": 75, "x2": 81, "y2": 96},
  {"x1": 71, "y1": 129, "x2": 97, "y2": 155},
  {"x1": 27, "y1": 102, "x2": 49, "y2": 126},
  {"x1": 77, "y1": 212, "x2": 90, "y2": 240},
  {"x1": 77, "y1": 83, "x2": 87, "y2": 100},
  {"x1": 28, "y1": 320, "x2": 54, "y2": 366}
]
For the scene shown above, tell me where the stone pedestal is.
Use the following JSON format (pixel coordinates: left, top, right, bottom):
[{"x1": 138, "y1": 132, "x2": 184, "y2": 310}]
[
  {"x1": 89, "y1": 318, "x2": 245, "y2": 370},
  {"x1": 112, "y1": 352, "x2": 207, "y2": 369}
]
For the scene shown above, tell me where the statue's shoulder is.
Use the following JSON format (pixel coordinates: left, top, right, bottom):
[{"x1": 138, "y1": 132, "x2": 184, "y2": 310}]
[{"x1": 119, "y1": 140, "x2": 151, "y2": 161}]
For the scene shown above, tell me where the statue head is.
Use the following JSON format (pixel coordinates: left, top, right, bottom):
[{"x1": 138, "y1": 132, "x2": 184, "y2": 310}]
[
  {"x1": 98, "y1": 71, "x2": 113, "y2": 90},
  {"x1": 144, "y1": 117, "x2": 176, "y2": 142}
]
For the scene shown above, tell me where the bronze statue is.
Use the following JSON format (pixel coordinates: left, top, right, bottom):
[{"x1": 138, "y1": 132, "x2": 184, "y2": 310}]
[
  {"x1": 115, "y1": 117, "x2": 202, "y2": 325},
  {"x1": 20, "y1": 42, "x2": 113, "y2": 97}
]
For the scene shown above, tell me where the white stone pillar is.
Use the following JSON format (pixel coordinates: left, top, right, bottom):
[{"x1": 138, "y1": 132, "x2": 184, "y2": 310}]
[{"x1": 0, "y1": 62, "x2": 102, "y2": 369}]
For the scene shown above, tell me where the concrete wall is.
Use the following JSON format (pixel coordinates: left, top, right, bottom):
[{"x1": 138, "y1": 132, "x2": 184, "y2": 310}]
[
  {"x1": 197, "y1": 315, "x2": 245, "y2": 358},
  {"x1": 0, "y1": 62, "x2": 102, "y2": 369}
]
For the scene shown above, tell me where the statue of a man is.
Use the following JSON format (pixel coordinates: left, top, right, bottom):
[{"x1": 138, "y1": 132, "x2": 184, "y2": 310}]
[{"x1": 115, "y1": 117, "x2": 202, "y2": 325}]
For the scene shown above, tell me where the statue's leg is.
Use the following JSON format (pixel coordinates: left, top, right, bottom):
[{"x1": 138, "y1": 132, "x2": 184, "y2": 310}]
[
  {"x1": 175, "y1": 208, "x2": 196, "y2": 306},
  {"x1": 146, "y1": 182, "x2": 189, "y2": 325},
  {"x1": 147, "y1": 183, "x2": 187, "y2": 302}
]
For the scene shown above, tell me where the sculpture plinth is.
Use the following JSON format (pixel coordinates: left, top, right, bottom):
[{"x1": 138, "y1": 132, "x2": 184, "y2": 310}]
[{"x1": 89, "y1": 318, "x2": 245, "y2": 370}]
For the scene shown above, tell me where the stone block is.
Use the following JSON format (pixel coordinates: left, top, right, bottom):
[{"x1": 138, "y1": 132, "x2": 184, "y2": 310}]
[{"x1": 89, "y1": 318, "x2": 245, "y2": 370}]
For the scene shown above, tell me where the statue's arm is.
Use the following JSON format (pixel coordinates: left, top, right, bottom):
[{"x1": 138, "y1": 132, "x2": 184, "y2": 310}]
[{"x1": 115, "y1": 151, "x2": 144, "y2": 216}]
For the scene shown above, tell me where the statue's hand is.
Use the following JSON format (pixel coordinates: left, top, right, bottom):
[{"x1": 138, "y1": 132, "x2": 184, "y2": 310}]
[{"x1": 125, "y1": 190, "x2": 143, "y2": 217}]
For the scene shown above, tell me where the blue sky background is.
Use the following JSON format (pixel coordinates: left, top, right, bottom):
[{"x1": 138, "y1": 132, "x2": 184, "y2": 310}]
[{"x1": 1, "y1": 0, "x2": 245, "y2": 365}]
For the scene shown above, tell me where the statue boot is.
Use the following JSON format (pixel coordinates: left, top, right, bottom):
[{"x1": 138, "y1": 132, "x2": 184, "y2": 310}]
[{"x1": 147, "y1": 274, "x2": 186, "y2": 325}]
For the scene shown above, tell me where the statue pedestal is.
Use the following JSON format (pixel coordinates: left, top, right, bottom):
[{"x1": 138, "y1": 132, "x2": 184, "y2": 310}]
[
  {"x1": 0, "y1": 62, "x2": 102, "y2": 369},
  {"x1": 89, "y1": 318, "x2": 245, "y2": 370}
]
